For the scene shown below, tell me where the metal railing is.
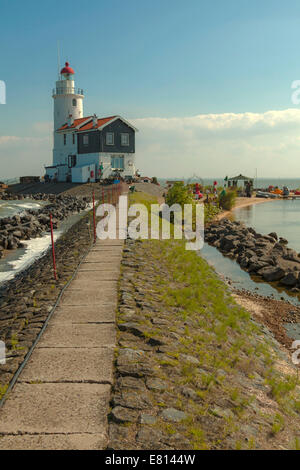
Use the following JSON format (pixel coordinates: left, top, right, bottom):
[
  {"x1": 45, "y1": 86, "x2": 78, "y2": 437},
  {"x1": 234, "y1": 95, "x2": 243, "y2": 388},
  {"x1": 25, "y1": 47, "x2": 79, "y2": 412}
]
[{"x1": 52, "y1": 87, "x2": 84, "y2": 96}]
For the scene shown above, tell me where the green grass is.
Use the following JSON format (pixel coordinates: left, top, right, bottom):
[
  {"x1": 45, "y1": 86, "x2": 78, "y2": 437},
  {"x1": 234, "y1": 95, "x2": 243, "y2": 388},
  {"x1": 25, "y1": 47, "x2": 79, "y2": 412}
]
[{"x1": 0, "y1": 384, "x2": 8, "y2": 400}]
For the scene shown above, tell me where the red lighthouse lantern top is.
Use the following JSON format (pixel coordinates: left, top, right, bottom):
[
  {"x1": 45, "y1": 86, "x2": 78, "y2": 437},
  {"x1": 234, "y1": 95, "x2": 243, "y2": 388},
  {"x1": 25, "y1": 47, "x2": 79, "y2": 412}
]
[{"x1": 60, "y1": 62, "x2": 75, "y2": 75}]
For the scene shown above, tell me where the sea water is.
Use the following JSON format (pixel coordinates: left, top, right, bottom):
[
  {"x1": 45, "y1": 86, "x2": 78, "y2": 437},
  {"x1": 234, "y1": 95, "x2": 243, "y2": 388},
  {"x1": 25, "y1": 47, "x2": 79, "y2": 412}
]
[{"x1": 201, "y1": 199, "x2": 300, "y2": 306}]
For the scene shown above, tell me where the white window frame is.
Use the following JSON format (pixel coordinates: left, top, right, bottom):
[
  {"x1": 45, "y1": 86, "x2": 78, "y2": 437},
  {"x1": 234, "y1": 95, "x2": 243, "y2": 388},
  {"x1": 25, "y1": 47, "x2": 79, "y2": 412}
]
[
  {"x1": 106, "y1": 132, "x2": 114, "y2": 145},
  {"x1": 83, "y1": 134, "x2": 89, "y2": 146},
  {"x1": 121, "y1": 133, "x2": 129, "y2": 146},
  {"x1": 111, "y1": 155, "x2": 124, "y2": 170}
]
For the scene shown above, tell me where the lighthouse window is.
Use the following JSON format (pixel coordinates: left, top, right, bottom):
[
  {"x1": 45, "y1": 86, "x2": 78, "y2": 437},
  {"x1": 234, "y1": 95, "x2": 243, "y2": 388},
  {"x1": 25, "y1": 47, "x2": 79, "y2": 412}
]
[
  {"x1": 63, "y1": 134, "x2": 66, "y2": 145},
  {"x1": 121, "y1": 133, "x2": 129, "y2": 146},
  {"x1": 83, "y1": 135, "x2": 89, "y2": 146},
  {"x1": 72, "y1": 133, "x2": 75, "y2": 145},
  {"x1": 72, "y1": 99, "x2": 77, "y2": 106},
  {"x1": 106, "y1": 132, "x2": 114, "y2": 145}
]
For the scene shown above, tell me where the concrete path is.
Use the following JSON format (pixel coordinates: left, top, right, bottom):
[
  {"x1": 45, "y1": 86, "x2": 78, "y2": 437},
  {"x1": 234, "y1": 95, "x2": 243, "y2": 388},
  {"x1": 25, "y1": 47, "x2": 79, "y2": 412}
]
[{"x1": 0, "y1": 220, "x2": 124, "y2": 449}]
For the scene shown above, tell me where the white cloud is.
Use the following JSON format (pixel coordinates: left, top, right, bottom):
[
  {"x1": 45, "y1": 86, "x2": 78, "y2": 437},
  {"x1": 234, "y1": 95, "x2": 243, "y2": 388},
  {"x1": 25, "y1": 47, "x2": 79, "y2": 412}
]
[{"x1": 132, "y1": 109, "x2": 300, "y2": 178}]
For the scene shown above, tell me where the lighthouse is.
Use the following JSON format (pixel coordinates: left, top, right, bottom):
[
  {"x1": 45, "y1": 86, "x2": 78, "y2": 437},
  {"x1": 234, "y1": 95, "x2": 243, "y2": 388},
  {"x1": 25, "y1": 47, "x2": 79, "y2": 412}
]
[{"x1": 45, "y1": 60, "x2": 137, "y2": 183}]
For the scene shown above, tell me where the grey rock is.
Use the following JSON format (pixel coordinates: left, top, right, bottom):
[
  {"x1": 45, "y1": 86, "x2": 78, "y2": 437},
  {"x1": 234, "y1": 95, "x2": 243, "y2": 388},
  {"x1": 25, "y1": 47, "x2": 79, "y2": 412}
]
[
  {"x1": 257, "y1": 266, "x2": 285, "y2": 281},
  {"x1": 161, "y1": 408, "x2": 187, "y2": 422},
  {"x1": 146, "y1": 378, "x2": 167, "y2": 391},
  {"x1": 110, "y1": 406, "x2": 139, "y2": 423},
  {"x1": 139, "y1": 414, "x2": 157, "y2": 425}
]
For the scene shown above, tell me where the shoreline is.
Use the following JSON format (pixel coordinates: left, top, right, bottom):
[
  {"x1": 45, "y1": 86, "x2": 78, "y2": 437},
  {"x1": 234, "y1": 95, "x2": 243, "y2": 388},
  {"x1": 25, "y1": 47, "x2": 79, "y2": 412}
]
[{"x1": 217, "y1": 196, "x2": 277, "y2": 220}]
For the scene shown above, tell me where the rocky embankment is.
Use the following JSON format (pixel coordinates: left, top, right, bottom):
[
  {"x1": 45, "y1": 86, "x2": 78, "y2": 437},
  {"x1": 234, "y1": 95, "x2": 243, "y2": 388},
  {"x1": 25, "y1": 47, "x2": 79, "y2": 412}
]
[
  {"x1": 0, "y1": 210, "x2": 94, "y2": 393},
  {"x1": 0, "y1": 193, "x2": 90, "y2": 257},
  {"x1": 109, "y1": 237, "x2": 300, "y2": 450},
  {"x1": 205, "y1": 218, "x2": 300, "y2": 290}
]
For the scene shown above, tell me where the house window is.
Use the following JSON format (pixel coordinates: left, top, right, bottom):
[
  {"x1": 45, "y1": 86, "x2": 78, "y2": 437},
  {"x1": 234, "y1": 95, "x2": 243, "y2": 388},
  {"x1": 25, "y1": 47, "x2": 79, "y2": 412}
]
[
  {"x1": 83, "y1": 134, "x2": 89, "y2": 146},
  {"x1": 72, "y1": 133, "x2": 75, "y2": 145},
  {"x1": 72, "y1": 99, "x2": 77, "y2": 106},
  {"x1": 63, "y1": 134, "x2": 66, "y2": 145},
  {"x1": 106, "y1": 132, "x2": 114, "y2": 145},
  {"x1": 111, "y1": 156, "x2": 124, "y2": 169},
  {"x1": 121, "y1": 133, "x2": 129, "y2": 146}
]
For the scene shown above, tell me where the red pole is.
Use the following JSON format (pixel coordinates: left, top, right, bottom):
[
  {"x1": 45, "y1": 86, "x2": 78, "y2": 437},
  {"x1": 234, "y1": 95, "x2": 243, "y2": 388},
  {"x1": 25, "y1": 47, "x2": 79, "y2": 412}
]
[
  {"x1": 111, "y1": 186, "x2": 114, "y2": 205},
  {"x1": 50, "y1": 214, "x2": 57, "y2": 281},
  {"x1": 102, "y1": 187, "x2": 105, "y2": 204},
  {"x1": 92, "y1": 190, "x2": 97, "y2": 244}
]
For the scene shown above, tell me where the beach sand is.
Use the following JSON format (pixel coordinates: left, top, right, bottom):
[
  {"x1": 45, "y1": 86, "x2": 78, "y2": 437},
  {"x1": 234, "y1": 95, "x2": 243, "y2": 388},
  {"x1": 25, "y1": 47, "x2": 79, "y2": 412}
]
[{"x1": 217, "y1": 196, "x2": 277, "y2": 220}]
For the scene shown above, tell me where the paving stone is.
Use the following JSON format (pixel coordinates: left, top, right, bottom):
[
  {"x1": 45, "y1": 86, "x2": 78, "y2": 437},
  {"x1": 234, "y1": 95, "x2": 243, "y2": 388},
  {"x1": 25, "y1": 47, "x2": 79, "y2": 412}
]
[
  {"x1": 61, "y1": 289, "x2": 117, "y2": 306},
  {"x1": 0, "y1": 383, "x2": 110, "y2": 434},
  {"x1": 18, "y1": 348, "x2": 114, "y2": 383},
  {"x1": 51, "y1": 305, "x2": 115, "y2": 324},
  {"x1": 36, "y1": 323, "x2": 116, "y2": 348},
  {"x1": 0, "y1": 433, "x2": 107, "y2": 450}
]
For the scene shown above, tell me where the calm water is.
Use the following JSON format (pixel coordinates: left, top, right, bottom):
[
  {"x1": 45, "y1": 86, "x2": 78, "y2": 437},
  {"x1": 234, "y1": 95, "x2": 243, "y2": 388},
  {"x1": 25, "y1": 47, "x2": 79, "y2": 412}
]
[
  {"x1": 201, "y1": 199, "x2": 300, "y2": 306},
  {"x1": 234, "y1": 199, "x2": 300, "y2": 252}
]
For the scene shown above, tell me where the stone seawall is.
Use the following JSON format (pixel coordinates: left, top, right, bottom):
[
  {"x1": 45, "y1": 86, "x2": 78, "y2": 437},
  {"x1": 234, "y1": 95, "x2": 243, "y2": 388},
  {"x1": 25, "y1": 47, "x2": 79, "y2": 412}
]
[{"x1": 0, "y1": 209, "x2": 93, "y2": 393}]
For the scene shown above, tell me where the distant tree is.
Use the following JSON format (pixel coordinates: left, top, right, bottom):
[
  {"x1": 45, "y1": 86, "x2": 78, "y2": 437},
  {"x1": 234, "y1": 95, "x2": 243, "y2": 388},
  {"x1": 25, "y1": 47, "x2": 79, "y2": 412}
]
[
  {"x1": 165, "y1": 182, "x2": 193, "y2": 208},
  {"x1": 152, "y1": 177, "x2": 159, "y2": 185}
]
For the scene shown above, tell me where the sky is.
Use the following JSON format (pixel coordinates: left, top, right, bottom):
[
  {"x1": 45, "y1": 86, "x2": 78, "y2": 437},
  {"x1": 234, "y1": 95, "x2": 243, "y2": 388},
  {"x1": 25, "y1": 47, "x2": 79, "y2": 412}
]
[{"x1": 2, "y1": 0, "x2": 300, "y2": 179}]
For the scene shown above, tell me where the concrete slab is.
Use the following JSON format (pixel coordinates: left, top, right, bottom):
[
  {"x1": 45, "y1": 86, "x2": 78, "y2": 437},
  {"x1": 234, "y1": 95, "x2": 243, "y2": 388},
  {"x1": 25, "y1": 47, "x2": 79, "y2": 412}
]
[
  {"x1": 37, "y1": 322, "x2": 115, "y2": 348},
  {"x1": 36, "y1": 323, "x2": 116, "y2": 348},
  {"x1": 60, "y1": 289, "x2": 117, "y2": 306},
  {"x1": 67, "y1": 279, "x2": 118, "y2": 290},
  {"x1": 77, "y1": 264, "x2": 120, "y2": 273},
  {"x1": 18, "y1": 348, "x2": 114, "y2": 383},
  {"x1": 73, "y1": 271, "x2": 120, "y2": 281},
  {"x1": 0, "y1": 433, "x2": 107, "y2": 450},
  {"x1": 51, "y1": 305, "x2": 115, "y2": 324},
  {"x1": 84, "y1": 253, "x2": 122, "y2": 262},
  {"x1": 91, "y1": 246, "x2": 123, "y2": 252},
  {"x1": 97, "y1": 240, "x2": 124, "y2": 246},
  {"x1": 0, "y1": 383, "x2": 110, "y2": 434}
]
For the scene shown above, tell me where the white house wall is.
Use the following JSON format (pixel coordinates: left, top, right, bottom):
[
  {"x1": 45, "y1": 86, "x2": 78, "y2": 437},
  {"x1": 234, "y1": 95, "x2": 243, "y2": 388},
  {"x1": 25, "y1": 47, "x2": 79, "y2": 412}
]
[{"x1": 53, "y1": 132, "x2": 77, "y2": 167}]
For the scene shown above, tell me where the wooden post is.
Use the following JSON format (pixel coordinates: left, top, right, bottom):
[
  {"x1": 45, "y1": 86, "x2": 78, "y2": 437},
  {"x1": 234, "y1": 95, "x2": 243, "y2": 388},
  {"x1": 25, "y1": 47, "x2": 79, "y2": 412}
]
[
  {"x1": 102, "y1": 186, "x2": 105, "y2": 204},
  {"x1": 92, "y1": 190, "x2": 97, "y2": 244},
  {"x1": 50, "y1": 214, "x2": 57, "y2": 280}
]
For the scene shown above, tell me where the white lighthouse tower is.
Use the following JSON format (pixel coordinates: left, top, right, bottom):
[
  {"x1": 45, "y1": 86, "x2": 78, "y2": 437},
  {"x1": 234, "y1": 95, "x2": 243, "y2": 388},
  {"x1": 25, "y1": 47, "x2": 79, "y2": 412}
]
[{"x1": 51, "y1": 62, "x2": 84, "y2": 179}]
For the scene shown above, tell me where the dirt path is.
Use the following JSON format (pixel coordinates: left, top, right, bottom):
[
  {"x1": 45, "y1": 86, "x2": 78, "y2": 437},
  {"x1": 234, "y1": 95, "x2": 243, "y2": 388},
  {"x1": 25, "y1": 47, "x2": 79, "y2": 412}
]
[{"x1": 0, "y1": 209, "x2": 125, "y2": 450}]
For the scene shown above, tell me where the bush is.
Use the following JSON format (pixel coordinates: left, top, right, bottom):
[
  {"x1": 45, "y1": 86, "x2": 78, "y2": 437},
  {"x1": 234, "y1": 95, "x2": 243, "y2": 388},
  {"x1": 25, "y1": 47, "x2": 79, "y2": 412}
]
[
  {"x1": 152, "y1": 177, "x2": 159, "y2": 185},
  {"x1": 165, "y1": 182, "x2": 193, "y2": 208},
  {"x1": 218, "y1": 189, "x2": 236, "y2": 210}
]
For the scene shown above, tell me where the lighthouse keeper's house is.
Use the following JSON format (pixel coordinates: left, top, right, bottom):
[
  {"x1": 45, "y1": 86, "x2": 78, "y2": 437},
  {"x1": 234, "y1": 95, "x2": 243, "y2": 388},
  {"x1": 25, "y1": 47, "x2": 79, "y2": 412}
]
[{"x1": 45, "y1": 61, "x2": 138, "y2": 183}]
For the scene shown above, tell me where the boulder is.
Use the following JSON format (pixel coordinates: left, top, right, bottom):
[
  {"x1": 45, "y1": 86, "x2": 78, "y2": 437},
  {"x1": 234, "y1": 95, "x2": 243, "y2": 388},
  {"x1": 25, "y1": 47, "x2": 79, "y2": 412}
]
[
  {"x1": 280, "y1": 272, "x2": 298, "y2": 287},
  {"x1": 268, "y1": 232, "x2": 278, "y2": 240},
  {"x1": 257, "y1": 266, "x2": 285, "y2": 282},
  {"x1": 248, "y1": 260, "x2": 270, "y2": 273}
]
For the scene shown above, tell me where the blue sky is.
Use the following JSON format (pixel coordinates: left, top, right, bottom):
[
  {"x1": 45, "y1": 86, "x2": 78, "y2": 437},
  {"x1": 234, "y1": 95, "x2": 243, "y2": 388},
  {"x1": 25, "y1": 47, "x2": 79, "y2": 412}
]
[{"x1": 2, "y1": 0, "x2": 300, "y2": 178}]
